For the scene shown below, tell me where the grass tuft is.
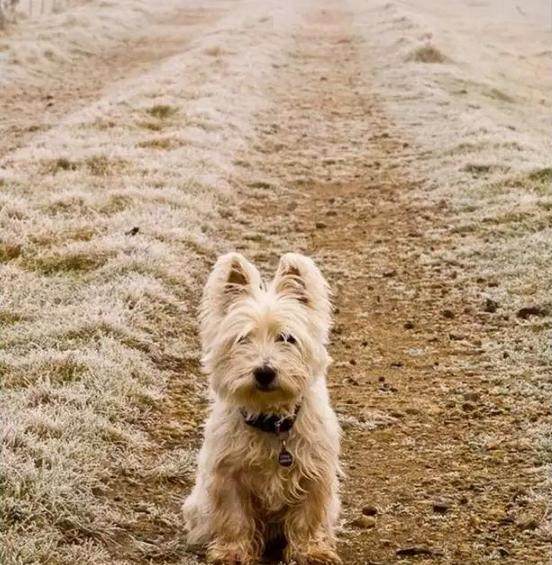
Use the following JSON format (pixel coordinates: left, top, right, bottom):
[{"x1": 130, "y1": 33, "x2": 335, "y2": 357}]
[
  {"x1": 44, "y1": 158, "x2": 79, "y2": 174},
  {"x1": 48, "y1": 357, "x2": 88, "y2": 384},
  {"x1": 137, "y1": 121, "x2": 164, "y2": 131},
  {"x1": 204, "y1": 45, "x2": 223, "y2": 57},
  {"x1": 29, "y1": 250, "x2": 111, "y2": 274},
  {"x1": 485, "y1": 87, "x2": 515, "y2": 103},
  {"x1": 99, "y1": 193, "x2": 133, "y2": 213},
  {"x1": 137, "y1": 137, "x2": 183, "y2": 150},
  {"x1": 146, "y1": 104, "x2": 178, "y2": 119},
  {"x1": 527, "y1": 167, "x2": 552, "y2": 185},
  {"x1": 85, "y1": 156, "x2": 125, "y2": 176},
  {"x1": 1, "y1": 354, "x2": 88, "y2": 389},
  {"x1": 463, "y1": 163, "x2": 494, "y2": 176},
  {"x1": 0, "y1": 242, "x2": 22, "y2": 262},
  {"x1": 0, "y1": 309, "x2": 26, "y2": 325},
  {"x1": 42, "y1": 156, "x2": 127, "y2": 176},
  {"x1": 406, "y1": 44, "x2": 447, "y2": 64}
]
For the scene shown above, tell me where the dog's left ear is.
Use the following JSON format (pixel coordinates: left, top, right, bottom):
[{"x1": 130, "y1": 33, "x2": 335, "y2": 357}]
[{"x1": 273, "y1": 253, "x2": 332, "y2": 337}]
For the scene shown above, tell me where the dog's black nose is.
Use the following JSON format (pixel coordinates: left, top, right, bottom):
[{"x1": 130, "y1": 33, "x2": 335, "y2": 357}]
[{"x1": 254, "y1": 366, "x2": 277, "y2": 389}]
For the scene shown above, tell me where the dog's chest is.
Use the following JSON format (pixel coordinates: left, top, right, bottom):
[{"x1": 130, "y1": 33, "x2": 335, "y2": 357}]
[
  {"x1": 246, "y1": 461, "x2": 303, "y2": 513},
  {"x1": 237, "y1": 436, "x2": 307, "y2": 513}
]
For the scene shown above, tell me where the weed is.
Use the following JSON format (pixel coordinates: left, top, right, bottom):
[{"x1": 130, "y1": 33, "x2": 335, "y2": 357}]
[
  {"x1": 406, "y1": 44, "x2": 447, "y2": 63},
  {"x1": 146, "y1": 104, "x2": 178, "y2": 119}
]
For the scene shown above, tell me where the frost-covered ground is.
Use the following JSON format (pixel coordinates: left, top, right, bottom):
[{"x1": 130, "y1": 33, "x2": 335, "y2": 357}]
[
  {"x1": 1, "y1": 0, "x2": 551, "y2": 563},
  {"x1": 0, "y1": 0, "x2": 188, "y2": 84},
  {"x1": 0, "y1": 1, "x2": 300, "y2": 561}
]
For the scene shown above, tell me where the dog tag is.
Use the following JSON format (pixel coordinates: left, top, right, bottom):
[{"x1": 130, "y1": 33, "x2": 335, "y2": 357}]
[{"x1": 278, "y1": 446, "x2": 293, "y2": 467}]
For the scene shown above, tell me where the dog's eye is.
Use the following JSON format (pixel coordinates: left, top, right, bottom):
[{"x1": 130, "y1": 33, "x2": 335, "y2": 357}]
[{"x1": 277, "y1": 333, "x2": 296, "y2": 345}]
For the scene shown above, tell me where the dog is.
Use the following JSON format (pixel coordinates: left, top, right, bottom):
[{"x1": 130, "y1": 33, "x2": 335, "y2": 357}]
[{"x1": 183, "y1": 252, "x2": 341, "y2": 564}]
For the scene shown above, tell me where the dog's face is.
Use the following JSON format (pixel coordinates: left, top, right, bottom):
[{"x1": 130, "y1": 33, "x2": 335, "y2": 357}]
[{"x1": 200, "y1": 253, "x2": 332, "y2": 413}]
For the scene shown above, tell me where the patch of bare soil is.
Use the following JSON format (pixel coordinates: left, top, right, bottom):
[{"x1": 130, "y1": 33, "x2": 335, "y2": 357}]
[{"x1": 0, "y1": 6, "x2": 223, "y2": 159}]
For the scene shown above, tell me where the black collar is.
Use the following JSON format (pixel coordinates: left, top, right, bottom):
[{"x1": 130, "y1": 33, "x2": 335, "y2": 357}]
[{"x1": 241, "y1": 405, "x2": 300, "y2": 435}]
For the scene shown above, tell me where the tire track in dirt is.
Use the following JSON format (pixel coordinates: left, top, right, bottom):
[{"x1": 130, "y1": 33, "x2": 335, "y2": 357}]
[
  {"x1": 0, "y1": 4, "x2": 225, "y2": 159},
  {"x1": 216, "y1": 1, "x2": 549, "y2": 563}
]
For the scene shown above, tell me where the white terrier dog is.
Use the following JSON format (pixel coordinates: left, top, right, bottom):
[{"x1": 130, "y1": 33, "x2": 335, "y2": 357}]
[{"x1": 183, "y1": 252, "x2": 341, "y2": 564}]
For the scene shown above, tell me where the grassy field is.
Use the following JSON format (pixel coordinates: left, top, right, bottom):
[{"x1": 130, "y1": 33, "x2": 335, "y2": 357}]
[
  {"x1": 1, "y1": 0, "x2": 551, "y2": 562},
  {"x1": 0, "y1": 1, "x2": 297, "y2": 561}
]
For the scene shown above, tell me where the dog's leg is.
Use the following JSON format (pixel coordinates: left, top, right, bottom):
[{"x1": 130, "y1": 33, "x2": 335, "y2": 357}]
[
  {"x1": 283, "y1": 478, "x2": 341, "y2": 565},
  {"x1": 206, "y1": 469, "x2": 261, "y2": 564}
]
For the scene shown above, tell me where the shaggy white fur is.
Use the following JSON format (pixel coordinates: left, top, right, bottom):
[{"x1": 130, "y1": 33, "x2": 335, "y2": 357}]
[{"x1": 183, "y1": 252, "x2": 342, "y2": 564}]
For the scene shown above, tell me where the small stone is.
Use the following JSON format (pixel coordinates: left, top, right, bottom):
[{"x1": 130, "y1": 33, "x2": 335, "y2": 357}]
[
  {"x1": 517, "y1": 305, "x2": 548, "y2": 320},
  {"x1": 349, "y1": 359, "x2": 357, "y2": 366},
  {"x1": 517, "y1": 517, "x2": 538, "y2": 531},
  {"x1": 484, "y1": 298, "x2": 499, "y2": 313},
  {"x1": 403, "y1": 320, "x2": 415, "y2": 330},
  {"x1": 315, "y1": 221, "x2": 327, "y2": 229},
  {"x1": 362, "y1": 505, "x2": 378, "y2": 516},
  {"x1": 350, "y1": 515, "x2": 376, "y2": 529},
  {"x1": 442, "y1": 309, "x2": 455, "y2": 319},
  {"x1": 396, "y1": 547, "x2": 433, "y2": 557},
  {"x1": 432, "y1": 500, "x2": 450, "y2": 514},
  {"x1": 345, "y1": 376, "x2": 360, "y2": 386},
  {"x1": 498, "y1": 515, "x2": 515, "y2": 525},
  {"x1": 449, "y1": 333, "x2": 466, "y2": 341}
]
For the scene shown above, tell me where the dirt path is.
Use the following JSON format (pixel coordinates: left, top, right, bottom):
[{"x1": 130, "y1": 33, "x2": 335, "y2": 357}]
[{"x1": 216, "y1": 2, "x2": 549, "y2": 563}]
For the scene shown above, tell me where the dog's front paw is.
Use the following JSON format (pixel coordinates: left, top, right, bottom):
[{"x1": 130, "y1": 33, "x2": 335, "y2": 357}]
[
  {"x1": 287, "y1": 544, "x2": 342, "y2": 565},
  {"x1": 207, "y1": 541, "x2": 255, "y2": 565}
]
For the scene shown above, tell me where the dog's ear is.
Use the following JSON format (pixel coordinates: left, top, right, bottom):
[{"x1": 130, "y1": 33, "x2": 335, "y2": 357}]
[
  {"x1": 273, "y1": 253, "x2": 332, "y2": 337},
  {"x1": 201, "y1": 252, "x2": 261, "y2": 321}
]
